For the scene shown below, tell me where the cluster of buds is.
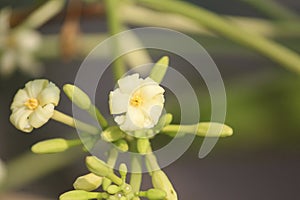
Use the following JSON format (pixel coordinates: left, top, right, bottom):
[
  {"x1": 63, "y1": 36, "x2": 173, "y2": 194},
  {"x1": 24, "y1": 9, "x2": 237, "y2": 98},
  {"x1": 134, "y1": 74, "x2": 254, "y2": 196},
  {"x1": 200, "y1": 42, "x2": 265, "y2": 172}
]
[
  {"x1": 60, "y1": 157, "x2": 167, "y2": 200},
  {"x1": 9, "y1": 56, "x2": 233, "y2": 200}
]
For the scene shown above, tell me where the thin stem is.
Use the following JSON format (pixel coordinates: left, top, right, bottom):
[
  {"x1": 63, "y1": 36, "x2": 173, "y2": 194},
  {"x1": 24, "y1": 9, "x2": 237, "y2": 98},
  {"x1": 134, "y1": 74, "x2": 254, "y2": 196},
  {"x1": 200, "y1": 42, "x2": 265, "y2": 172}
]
[
  {"x1": 51, "y1": 110, "x2": 99, "y2": 135},
  {"x1": 20, "y1": 0, "x2": 65, "y2": 29},
  {"x1": 130, "y1": 155, "x2": 142, "y2": 192},
  {"x1": 137, "y1": 0, "x2": 300, "y2": 75},
  {"x1": 104, "y1": 0, "x2": 126, "y2": 80},
  {"x1": 239, "y1": 0, "x2": 298, "y2": 21}
]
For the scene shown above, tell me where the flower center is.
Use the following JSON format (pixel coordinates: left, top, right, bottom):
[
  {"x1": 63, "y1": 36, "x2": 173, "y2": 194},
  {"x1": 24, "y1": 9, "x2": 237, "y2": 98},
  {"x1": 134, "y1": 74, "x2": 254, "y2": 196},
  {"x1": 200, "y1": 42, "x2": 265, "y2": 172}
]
[
  {"x1": 24, "y1": 98, "x2": 39, "y2": 110},
  {"x1": 130, "y1": 94, "x2": 143, "y2": 107}
]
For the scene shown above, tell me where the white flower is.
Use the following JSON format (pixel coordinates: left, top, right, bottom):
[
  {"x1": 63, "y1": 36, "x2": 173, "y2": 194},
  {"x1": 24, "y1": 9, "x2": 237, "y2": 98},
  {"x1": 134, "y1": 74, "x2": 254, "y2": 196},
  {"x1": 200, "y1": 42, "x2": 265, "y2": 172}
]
[
  {"x1": 109, "y1": 73, "x2": 165, "y2": 132},
  {"x1": 0, "y1": 8, "x2": 42, "y2": 77},
  {"x1": 10, "y1": 79, "x2": 60, "y2": 133}
]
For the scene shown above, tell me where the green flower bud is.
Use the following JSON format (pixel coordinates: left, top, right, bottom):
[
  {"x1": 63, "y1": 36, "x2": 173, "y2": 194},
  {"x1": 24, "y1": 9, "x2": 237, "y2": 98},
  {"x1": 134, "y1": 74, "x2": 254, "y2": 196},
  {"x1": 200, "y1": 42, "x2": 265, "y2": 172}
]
[
  {"x1": 120, "y1": 196, "x2": 127, "y2": 200},
  {"x1": 102, "y1": 177, "x2": 112, "y2": 191},
  {"x1": 114, "y1": 139, "x2": 129, "y2": 152},
  {"x1": 152, "y1": 170, "x2": 178, "y2": 200},
  {"x1": 31, "y1": 138, "x2": 69, "y2": 154},
  {"x1": 107, "y1": 185, "x2": 121, "y2": 194},
  {"x1": 153, "y1": 113, "x2": 173, "y2": 134},
  {"x1": 146, "y1": 189, "x2": 167, "y2": 200},
  {"x1": 150, "y1": 56, "x2": 169, "y2": 84},
  {"x1": 131, "y1": 197, "x2": 141, "y2": 200},
  {"x1": 73, "y1": 173, "x2": 103, "y2": 191},
  {"x1": 63, "y1": 84, "x2": 91, "y2": 110},
  {"x1": 119, "y1": 163, "x2": 127, "y2": 181},
  {"x1": 59, "y1": 190, "x2": 105, "y2": 200},
  {"x1": 85, "y1": 157, "x2": 123, "y2": 186},
  {"x1": 102, "y1": 126, "x2": 125, "y2": 142},
  {"x1": 197, "y1": 122, "x2": 233, "y2": 137},
  {"x1": 85, "y1": 156, "x2": 110, "y2": 177},
  {"x1": 137, "y1": 138, "x2": 150, "y2": 154}
]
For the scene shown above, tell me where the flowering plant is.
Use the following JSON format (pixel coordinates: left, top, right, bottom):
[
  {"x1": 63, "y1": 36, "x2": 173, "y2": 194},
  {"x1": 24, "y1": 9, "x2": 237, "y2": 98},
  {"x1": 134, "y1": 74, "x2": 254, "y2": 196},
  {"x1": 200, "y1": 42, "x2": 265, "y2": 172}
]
[{"x1": 9, "y1": 56, "x2": 232, "y2": 200}]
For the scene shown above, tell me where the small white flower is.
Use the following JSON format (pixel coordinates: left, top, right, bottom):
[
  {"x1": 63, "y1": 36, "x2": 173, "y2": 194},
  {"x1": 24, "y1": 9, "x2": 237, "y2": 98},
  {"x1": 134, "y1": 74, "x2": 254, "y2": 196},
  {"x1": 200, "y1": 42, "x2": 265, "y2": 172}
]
[
  {"x1": 0, "y1": 8, "x2": 42, "y2": 77},
  {"x1": 109, "y1": 73, "x2": 165, "y2": 132},
  {"x1": 10, "y1": 79, "x2": 60, "y2": 133}
]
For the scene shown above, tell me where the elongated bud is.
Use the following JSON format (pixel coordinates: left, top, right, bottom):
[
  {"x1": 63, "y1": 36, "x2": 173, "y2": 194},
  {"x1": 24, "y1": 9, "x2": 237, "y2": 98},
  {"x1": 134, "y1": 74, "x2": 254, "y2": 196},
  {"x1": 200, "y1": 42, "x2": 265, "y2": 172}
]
[
  {"x1": 102, "y1": 126, "x2": 125, "y2": 142},
  {"x1": 73, "y1": 173, "x2": 103, "y2": 191},
  {"x1": 59, "y1": 190, "x2": 106, "y2": 200},
  {"x1": 197, "y1": 122, "x2": 233, "y2": 137},
  {"x1": 119, "y1": 163, "x2": 127, "y2": 181},
  {"x1": 137, "y1": 138, "x2": 150, "y2": 154},
  {"x1": 150, "y1": 56, "x2": 169, "y2": 83},
  {"x1": 102, "y1": 177, "x2": 112, "y2": 191},
  {"x1": 139, "y1": 189, "x2": 166, "y2": 200},
  {"x1": 114, "y1": 139, "x2": 129, "y2": 152},
  {"x1": 107, "y1": 185, "x2": 121, "y2": 194},
  {"x1": 63, "y1": 84, "x2": 91, "y2": 110},
  {"x1": 152, "y1": 170, "x2": 178, "y2": 200},
  {"x1": 86, "y1": 156, "x2": 110, "y2": 177},
  {"x1": 153, "y1": 113, "x2": 173, "y2": 133},
  {"x1": 31, "y1": 138, "x2": 69, "y2": 154}
]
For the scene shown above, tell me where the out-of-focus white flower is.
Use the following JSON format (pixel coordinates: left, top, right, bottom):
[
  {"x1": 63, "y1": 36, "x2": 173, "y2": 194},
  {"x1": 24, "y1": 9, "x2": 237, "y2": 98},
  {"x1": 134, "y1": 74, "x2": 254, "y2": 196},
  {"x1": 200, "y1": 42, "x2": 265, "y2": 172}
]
[
  {"x1": 0, "y1": 8, "x2": 42, "y2": 77},
  {"x1": 10, "y1": 79, "x2": 60, "y2": 133},
  {"x1": 109, "y1": 73, "x2": 165, "y2": 132}
]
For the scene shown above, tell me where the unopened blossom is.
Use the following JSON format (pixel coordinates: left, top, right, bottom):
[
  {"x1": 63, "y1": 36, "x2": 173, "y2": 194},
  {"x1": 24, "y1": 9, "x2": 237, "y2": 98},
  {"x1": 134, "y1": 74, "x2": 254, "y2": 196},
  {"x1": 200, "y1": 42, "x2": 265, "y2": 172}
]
[
  {"x1": 109, "y1": 73, "x2": 165, "y2": 132},
  {"x1": 10, "y1": 79, "x2": 60, "y2": 133},
  {"x1": 0, "y1": 8, "x2": 42, "y2": 76}
]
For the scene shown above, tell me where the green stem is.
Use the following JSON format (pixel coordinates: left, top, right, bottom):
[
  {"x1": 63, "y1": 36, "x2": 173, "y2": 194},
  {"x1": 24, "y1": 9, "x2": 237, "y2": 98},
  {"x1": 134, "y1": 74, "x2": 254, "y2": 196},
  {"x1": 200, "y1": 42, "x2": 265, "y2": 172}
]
[
  {"x1": 20, "y1": 0, "x2": 65, "y2": 29},
  {"x1": 137, "y1": 0, "x2": 300, "y2": 75},
  {"x1": 88, "y1": 104, "x2": 108, "y2": 129},
  {"x1": 104, "y1": 0, "x2": 126, "y2": 80},
  {"x1": 130, "y1": 155, "x2": 142, "y2": 192},
  {"x1": 51, "y1": 110, "x2": 99, "y2": 135},
  {"x1": 239, "y1": 0, "x2": 298, "y2": 21},
  {"x1": 102, "y1": 148, "x2": 119, "y2": 190}
]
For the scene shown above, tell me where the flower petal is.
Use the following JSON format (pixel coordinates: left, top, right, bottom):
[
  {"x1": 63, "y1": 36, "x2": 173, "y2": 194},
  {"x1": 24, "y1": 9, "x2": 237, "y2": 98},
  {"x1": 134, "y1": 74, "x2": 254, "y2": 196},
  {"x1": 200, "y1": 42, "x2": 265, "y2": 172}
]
[
  {"x1": 118, "y1": 73, "x2": 142, "y2": 94},
  {"x1": 109, "y1": 89, "x2": 130, "y2": 114},
  {"x1": 10, "y1": 107, "x2": 33, "y2": 133},
  {"x1": 127, "y1": 106, "x2": 146, "y2": 129},
  {"x1": 114, "y1": 115, "x2": 125, "y2": 125},
  {"x1": 140, "y1": 84, "x2": 164, "y2": 101},
  {"x1": 37, "y1": 82, "x2": 60, "y2": 106},
  {"x1": 10, "y1": 89, "x2": 29, "y2": 111},
  {"x1": 28, "y1": 104, "x2": 54, "y2": 128},
  {"x1": 25, "y1": 79, "x2": 48, "y2": 98}
]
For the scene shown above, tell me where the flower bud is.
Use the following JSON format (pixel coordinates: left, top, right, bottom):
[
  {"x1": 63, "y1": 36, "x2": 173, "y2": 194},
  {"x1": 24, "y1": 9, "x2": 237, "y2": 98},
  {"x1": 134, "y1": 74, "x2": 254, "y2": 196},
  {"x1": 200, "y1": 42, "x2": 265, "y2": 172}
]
[
  {"x1": 144, "y1": 189, "x2": 166, "y2": 200},
  {"x1": 197, "y1": 122, "x2": 233, "y2": 137},
  {"x1": 59, "y1": 190, "x2": 105, "y2": 200},
  {"x1": 150, "y1": 56, "x2": 169, "y2": 83},
  {"x1": 137, "y1": 138, "x2": 150, "y2": 154},
  {"x1": 114, "y1": 139, "x2": 129, "y2": 152},
  {"x1": 73, "y1": 173, "x2": 103, "y2": 191},
  {"x1": 152, "y1": 170, "x2": 178, "y2": 200},
  {"x1": 63, "y1": 84, "x2": 91, "y2": 110},
  {"x1": 107, "y1": 185, "x2": 121, "y2": 194},
  {"x1": 101, "y1": 126, "x2": 125, "y2": 142},
  {"x1": 85, "y1": 156, "x2": 110, "y2": 177},
  {"x1": 31, "y1": 138, "x2": 69, "y2": 154},
  {"x1": 153, "y1": 113, "x2": 173, "y2": 133},
  {"x1": 119, "y1": 163, "x2": 127, "y2": 181}
]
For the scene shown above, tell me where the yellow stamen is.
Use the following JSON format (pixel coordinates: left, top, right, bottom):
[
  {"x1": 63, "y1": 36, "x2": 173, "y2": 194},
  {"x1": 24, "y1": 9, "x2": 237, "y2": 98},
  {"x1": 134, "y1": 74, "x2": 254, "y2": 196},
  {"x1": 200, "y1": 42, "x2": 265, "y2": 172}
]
[
  {"x1": 130, "y1": 94, "x2": 143, "y2": 107},
  {"x1": 24, "y1": 98, "x2": 39, "y2": 110}
]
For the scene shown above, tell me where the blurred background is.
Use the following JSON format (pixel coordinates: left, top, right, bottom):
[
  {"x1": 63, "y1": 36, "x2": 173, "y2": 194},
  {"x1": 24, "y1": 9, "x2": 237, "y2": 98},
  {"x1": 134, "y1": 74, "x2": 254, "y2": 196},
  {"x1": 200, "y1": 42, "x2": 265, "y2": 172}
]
[{"x1": 0, "y1": 0, "x2": 299, "y2": 199}]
